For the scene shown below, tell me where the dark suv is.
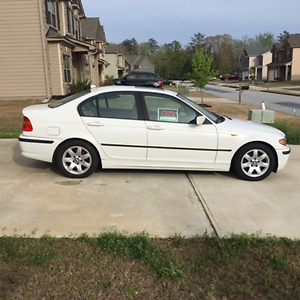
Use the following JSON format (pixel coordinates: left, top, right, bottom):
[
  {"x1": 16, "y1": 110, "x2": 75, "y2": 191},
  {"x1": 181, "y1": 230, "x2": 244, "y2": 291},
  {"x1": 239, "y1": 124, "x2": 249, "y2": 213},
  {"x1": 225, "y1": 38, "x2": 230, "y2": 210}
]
[{"x1": 113, "y1": 71, "x2": 163, "y2": 88}]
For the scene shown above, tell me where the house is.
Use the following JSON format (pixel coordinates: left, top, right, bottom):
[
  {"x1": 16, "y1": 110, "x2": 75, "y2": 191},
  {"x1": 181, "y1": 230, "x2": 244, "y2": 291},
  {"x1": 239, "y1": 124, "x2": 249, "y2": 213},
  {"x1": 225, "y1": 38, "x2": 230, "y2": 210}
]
[
  {"x1": 0, "y1": 0, "x2": 105, "y2": 100},
  {"x1": 81, "y1": 17, "x2": 108, "y2": 85},
  {"x1": 105, "y1": 44, "x2": 126, "y2": 78},
  {"x1": 267, "y1": 34, "x2": 300, "y2": 81},
  {"x1": 238, "y1": 47, "x2": 272, "y2": 81},
  {"x1": 125, "y1": 55, "x2": 155, "y2": 73}
]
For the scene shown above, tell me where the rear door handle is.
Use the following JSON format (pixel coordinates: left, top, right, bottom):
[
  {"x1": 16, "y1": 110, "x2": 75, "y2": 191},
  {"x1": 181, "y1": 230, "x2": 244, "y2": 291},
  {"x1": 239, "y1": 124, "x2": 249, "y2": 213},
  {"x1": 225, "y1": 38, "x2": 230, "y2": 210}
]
[
  {"x1": 147, "y1": 126, "x2": 164, "y2": 130},
  {"x1": 87, "y1": 122, "x2": 104, "y2": 127}
]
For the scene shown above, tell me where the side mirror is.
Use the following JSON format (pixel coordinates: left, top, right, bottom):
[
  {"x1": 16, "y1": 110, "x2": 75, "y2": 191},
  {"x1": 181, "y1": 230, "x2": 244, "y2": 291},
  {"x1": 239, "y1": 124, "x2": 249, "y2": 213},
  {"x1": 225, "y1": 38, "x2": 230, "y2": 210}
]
[{"x1": 196, "y1": 116, "x2": 206, "y2": 126}]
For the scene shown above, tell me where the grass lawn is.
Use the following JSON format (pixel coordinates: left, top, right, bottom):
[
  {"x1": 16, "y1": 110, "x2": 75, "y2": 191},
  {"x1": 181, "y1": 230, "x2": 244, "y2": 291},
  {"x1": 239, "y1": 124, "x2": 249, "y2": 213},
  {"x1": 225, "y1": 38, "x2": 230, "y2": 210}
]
[{"x1": 1, "y1": 233, "x2": 300, "y2": 299}]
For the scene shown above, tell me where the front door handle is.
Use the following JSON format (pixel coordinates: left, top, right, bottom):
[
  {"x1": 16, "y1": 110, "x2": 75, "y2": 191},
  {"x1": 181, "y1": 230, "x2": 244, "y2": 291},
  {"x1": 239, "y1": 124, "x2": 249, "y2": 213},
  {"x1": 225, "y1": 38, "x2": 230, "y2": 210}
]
[
  {"x1": 147, "y1": 126, "x2": 164, "y2": 130},
  {"x1": 87, "y1": 122, "x2": 104, "y2": 127}
]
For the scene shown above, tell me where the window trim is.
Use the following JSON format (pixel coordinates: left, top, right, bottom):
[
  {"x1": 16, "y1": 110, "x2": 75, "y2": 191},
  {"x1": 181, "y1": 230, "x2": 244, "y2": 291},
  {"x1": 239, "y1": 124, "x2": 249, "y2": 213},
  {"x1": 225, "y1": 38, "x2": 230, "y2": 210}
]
[
  {"x1": 46, "y1": 0, "x2": 59, "y2": 29},
  {"x1": 63, "y1": 55, "x2": 71, "y2": 83}
]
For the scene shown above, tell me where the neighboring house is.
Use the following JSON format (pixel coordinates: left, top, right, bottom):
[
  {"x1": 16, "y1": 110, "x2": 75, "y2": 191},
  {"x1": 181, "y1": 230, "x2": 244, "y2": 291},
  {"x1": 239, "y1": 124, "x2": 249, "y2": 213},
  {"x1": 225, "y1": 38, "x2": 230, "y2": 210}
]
[
  {"x1": 81, "y1": 17, "x2": 108, "y2": 86},
  {"x1": 0, "y1": 0, "x2": 104, "y2": 100},
  {"x1": 267, "y1": 34, "x2": 300, "y2": 81},
  {"x1": 126, "y1": 55, "x2": 155, "y2": 73},
  {"x1": 238, "y1": 47, "x2": 272, "y2": 81},
  {"x1": 105, "y1": 45, "x2": 126, "y2": 78}
]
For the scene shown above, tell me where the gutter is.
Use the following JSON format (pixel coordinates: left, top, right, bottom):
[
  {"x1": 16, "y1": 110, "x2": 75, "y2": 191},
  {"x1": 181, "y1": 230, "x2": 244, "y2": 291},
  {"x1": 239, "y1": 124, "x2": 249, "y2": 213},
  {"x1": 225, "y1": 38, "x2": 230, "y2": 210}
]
[{"x1": 37, "y1": 0, "x2": 51, "y2": 98}]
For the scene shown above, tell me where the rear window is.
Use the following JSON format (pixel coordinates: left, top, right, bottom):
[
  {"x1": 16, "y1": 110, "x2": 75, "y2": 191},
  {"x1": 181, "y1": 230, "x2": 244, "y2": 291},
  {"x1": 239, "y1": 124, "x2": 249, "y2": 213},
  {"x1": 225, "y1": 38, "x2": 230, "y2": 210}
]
[{"x1": 48, "y1": 90, "x2": 91, "y2": 108}]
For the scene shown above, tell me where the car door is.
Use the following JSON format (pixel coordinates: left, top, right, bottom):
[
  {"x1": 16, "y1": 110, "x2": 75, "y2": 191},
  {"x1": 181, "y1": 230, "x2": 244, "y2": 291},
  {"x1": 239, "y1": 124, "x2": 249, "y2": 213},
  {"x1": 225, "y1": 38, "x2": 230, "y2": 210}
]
[
  {"x1": 142, "y1": 92, "x2": 218, "y2": 165},
  {"x1": 79, "y1": 91, "x2": 147, "y2": 161}
]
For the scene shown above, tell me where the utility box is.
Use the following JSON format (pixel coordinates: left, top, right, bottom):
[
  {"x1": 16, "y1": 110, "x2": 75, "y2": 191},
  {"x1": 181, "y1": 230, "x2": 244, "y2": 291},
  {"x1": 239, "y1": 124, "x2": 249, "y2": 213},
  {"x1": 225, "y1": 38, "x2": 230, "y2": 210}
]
[
  {"x1": 248, "y1": 109, "x2": 274, "y2": 124},
  {"x1": 261, "y1": 110, "x2": 275, "y2": 123},
  {"x1": 179, "y1": 86, "x2": 189, "y2": 94}
]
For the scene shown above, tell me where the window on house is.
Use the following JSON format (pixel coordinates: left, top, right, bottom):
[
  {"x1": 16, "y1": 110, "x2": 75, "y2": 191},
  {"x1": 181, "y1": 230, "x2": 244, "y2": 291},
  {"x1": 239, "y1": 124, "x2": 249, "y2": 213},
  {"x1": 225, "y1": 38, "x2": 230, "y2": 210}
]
[
  {"x1": 273, "y1": 52, "x2": 278, "y2": 62},
  {"x1": 67, "y1": 7, "x2": 73, "y2": 33},
  {"x1": 286, "y1": 49, "x2": 291, "y2": 60},
  {"x1": 63, "y1": 55, "x2": 71, "y2": 83},
  {"x1": 46, "y1": 0, "x2": 59, "y2": 28},
  {"x1": 73, "y1": 17, "x2": 79, "y2": 39}
]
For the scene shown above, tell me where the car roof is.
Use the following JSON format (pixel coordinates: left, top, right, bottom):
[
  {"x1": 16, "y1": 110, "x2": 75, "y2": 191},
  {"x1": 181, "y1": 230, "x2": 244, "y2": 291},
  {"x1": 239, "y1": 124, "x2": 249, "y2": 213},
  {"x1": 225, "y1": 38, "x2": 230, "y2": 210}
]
[{"x1": 89, "y1": 85, "x2": 177, "y2": 96}]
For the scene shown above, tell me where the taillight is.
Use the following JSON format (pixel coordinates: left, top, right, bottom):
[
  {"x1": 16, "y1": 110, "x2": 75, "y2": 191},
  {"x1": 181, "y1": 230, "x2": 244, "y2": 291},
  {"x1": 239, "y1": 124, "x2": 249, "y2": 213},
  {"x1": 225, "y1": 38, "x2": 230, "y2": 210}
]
[{"x1": 23, "y1": 116, "x2": 33, "y2": 132}]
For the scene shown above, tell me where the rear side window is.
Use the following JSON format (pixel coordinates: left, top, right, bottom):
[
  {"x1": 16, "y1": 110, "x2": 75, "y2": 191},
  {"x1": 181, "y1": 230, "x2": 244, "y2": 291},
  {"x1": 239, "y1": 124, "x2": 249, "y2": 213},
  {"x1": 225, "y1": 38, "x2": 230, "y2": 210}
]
[
  {"x1": 79, "y1": 92, "x2": 138, "y2": 120},
  {"x1": 98, "y1": 92, "x2": 138, "y2": 119}
]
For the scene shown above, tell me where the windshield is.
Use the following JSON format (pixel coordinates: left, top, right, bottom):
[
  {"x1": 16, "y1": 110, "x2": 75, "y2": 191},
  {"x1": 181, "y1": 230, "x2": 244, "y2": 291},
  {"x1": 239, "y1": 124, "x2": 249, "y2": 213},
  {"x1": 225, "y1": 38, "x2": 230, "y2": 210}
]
[
  {"x1": 177, "y1": 93, "x2": 220, "y2": 123},
  {"x1": 48, "y1": 90, "x2": 91, "y2": 108}
]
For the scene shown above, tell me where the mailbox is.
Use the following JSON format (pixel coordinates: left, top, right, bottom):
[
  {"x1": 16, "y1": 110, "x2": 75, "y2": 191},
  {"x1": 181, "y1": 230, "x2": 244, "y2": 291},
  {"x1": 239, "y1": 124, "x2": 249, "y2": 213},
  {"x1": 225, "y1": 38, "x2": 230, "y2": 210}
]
[{"x1": 241, "y1": 85, "x2": 249, "y2": 90}]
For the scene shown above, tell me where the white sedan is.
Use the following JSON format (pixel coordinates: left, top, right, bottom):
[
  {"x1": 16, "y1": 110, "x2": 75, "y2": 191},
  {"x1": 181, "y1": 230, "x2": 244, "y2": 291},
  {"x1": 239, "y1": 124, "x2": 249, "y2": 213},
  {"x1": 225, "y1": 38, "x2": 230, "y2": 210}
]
[{"x1": 19, "y1": 86, "x2": 290, "y2": 181}]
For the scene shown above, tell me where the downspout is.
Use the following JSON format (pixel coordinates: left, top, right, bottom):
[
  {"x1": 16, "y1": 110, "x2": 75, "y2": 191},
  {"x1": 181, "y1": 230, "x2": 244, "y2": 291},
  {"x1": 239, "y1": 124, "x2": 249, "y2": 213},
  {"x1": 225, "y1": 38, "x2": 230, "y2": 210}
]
[{"x1": 37, "y1": 0, "x2": 51, "y2": 98}]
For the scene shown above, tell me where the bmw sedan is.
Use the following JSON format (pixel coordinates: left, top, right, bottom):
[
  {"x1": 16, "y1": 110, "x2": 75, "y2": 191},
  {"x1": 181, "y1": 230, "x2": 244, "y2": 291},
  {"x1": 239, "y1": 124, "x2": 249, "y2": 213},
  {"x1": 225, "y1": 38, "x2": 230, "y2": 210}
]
[{"x1": 19, "y1": 86, "x2": 290, "y2": 181}]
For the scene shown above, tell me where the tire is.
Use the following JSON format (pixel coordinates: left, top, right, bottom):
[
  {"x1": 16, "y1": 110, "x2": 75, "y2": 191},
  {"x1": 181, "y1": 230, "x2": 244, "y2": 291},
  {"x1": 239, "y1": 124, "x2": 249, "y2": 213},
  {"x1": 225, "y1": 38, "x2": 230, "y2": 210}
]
[
  {"x1": 232, "y1": 143, "x2": 275, "y2": 181},
  {"x1": 56, "y1": 140, "x2": 99, "y2": 178}
]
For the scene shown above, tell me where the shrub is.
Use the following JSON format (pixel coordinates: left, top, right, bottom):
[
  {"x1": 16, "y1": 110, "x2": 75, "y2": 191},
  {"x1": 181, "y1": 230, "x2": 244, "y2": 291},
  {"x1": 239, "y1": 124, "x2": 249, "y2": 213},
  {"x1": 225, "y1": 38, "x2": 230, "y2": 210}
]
[
  {"x1": 271, "y1": 121, "x2": 300, "y2": 144},
  {"x1": 68, "y1": 79, "x2": 91, "y2": 95},
  {"x1": 100, "y1": 75, "x2": 114, "y2": 86}
]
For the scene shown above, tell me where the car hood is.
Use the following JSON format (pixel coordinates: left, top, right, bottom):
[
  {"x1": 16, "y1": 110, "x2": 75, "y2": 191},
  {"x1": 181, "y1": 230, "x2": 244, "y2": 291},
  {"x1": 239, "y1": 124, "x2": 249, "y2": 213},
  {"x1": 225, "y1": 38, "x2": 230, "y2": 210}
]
[{"x1": 219, "y1": 117, "x2": 285, "y2": 137}]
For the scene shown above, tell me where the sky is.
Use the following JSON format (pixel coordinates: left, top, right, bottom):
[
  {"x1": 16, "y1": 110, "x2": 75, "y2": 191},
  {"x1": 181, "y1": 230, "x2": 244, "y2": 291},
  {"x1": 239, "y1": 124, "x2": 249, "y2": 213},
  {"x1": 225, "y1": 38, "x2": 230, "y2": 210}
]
[{"x1": 83, "y1": 0, "x2": 300, "y2": 46}]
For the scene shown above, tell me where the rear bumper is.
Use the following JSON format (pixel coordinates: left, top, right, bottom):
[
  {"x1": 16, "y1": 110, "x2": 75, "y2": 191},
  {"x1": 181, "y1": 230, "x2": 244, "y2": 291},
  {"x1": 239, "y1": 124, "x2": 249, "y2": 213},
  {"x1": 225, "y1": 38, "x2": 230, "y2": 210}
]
[{"x1": 18, "y1": 134, "x2": 58, "y2": 163}]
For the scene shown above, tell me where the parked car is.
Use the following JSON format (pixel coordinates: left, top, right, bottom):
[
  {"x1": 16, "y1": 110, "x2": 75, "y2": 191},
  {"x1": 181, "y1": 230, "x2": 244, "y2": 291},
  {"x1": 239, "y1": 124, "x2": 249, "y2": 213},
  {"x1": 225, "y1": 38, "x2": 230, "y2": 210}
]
[
  {"x1": 220, "y1": 74, "x2": 240, "y2": 81},
  {"x1": 19, "y1": 85, "x2": 290, "y2": 181},
  {"x1": 162, "y1": 79, "x2": 174, "y2": 86},
  {"x1": 113, "y1": 71, "x2": 163, "y2": 88},
  {"x1": 178, "y1": 77, "x2": 190, "y2": 81}
]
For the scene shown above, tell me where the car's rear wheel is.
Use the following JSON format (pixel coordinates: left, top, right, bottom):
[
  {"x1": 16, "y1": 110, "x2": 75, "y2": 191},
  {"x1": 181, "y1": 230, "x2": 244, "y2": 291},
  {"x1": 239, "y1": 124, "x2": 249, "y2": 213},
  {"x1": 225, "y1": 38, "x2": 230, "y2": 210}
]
[
  {"x1": 56, "y1": 140, "x2": 99, "y2": 178},
  {"x1": 232, "y1": 143, "x2": 275, "y2": 181}
]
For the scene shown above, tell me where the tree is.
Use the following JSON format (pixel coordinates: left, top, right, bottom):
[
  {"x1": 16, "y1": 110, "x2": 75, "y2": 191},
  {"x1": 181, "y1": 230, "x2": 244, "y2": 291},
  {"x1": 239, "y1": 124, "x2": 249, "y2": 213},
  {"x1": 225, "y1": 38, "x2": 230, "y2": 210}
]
[
  {"x1": 255, "y1": 32, "x2": 275, "y2": 47},
  {"x1": 122, "y1": 38, "x2": 139, "y2": 55},
  {"x1": 189, "y1": 32, "x2": 206, "y2": 51},
  {"x1": 146, "y1": 38, "x2": 159, "y2": 56},
  {"x1": 190, "y1": 49, "x2": 215, "y2": 103},
  {"x1": 206, "y1": 34, "x2": 236, "y2": 75},
  {"x1": 277, "y1": 30, "x2": 290, "y2": 41}
]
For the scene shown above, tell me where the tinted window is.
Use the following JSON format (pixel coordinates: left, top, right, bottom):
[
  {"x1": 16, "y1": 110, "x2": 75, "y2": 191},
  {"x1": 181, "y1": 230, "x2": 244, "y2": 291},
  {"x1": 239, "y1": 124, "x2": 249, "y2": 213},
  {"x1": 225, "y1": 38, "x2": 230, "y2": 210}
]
[
  {"x1": 80, "y1": 97, "x2": 98, "y2": 117},
  {"x1": 126, "y1": 73, "x2": 137, "y2": 80},
  {"x1": 79, "y1": 92, "x2": 138, "y2": 120},
  {"x1": 98, "y1": 92, "x2": 138, "y2": 119},
  {"x1": 143, "y1": 93, "x2": 198, "y2": 123}
]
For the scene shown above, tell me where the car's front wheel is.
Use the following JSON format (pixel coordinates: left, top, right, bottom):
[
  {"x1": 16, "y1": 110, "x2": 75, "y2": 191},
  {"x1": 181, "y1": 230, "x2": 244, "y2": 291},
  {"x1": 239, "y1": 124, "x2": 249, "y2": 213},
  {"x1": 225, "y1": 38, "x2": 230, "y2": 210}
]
[
  {"x1": 232, "y1": 143, "x2": 276, "y2": 181},
  {"x1": 56, "y1": 140, "x2": 99, "y2": 178}
]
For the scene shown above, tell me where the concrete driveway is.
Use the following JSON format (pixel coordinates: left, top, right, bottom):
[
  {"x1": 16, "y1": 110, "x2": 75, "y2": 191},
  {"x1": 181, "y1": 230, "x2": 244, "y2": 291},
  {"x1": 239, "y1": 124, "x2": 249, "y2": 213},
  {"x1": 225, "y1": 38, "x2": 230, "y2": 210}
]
[{"x1": 1, "y1": 139, "x2": 299, "y2": 239}]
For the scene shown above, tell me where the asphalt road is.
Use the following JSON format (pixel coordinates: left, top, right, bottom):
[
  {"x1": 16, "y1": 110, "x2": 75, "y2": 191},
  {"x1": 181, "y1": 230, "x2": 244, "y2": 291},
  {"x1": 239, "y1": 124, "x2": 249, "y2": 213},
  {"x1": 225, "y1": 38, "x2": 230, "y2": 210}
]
[
  {"x1": 204, "y1": 84, "x2": 300, "y2": 117},
  {"x1": 1, "y1": 139, "x2": 300, "y2": 239}
]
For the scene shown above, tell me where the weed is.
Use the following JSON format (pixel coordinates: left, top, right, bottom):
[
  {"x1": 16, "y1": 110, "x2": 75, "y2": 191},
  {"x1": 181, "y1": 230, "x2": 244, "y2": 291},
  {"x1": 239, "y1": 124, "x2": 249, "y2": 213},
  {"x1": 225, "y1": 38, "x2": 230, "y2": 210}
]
[
  {"x1": 124, "y1": 284, "x2": 142, "y2": 298},
  {"x1": 97, "y1": 281, "x2": 113, "y2": 292},
  {"x1": 265, "y1": 251, "x2": 290, "y2": 270}
]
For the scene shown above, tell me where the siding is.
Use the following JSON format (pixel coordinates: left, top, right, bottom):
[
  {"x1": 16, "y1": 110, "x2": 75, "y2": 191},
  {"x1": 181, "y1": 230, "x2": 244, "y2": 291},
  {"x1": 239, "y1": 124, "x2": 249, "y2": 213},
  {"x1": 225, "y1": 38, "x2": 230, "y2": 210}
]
[
  {"x1": 0, "y1": 0, "x2": 47, "y2": 99},
  {"x1": 48, "y1": 43, "x2": 64, "y2": 95},
  {"x1": 292, "y1": 48, "x2": 300, "y2": 80}
]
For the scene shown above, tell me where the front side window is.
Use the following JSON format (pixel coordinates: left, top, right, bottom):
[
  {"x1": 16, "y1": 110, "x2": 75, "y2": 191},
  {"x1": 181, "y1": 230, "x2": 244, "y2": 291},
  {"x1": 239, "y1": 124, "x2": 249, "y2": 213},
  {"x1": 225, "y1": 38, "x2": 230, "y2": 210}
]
[
  {"x1": 63, "y1": 55, "x2": 71, "y2": 83},
  {"x1": 143, "y1": 93, "x2": 198, "y2": 124},
  {"x1": 126, "y1": 73, "x2": 137, "y2": 80}
]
